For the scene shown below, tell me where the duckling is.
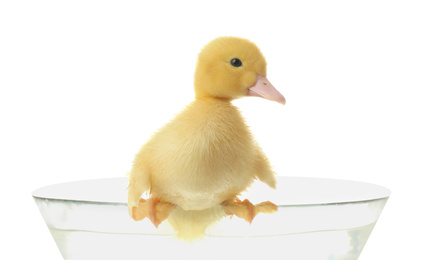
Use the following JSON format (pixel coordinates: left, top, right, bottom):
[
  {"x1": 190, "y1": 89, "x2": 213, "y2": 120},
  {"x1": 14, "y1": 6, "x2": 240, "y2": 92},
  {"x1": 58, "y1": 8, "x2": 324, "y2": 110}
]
[{"x1": 127, "y1": 36, "x2": 285, "y2": 239}]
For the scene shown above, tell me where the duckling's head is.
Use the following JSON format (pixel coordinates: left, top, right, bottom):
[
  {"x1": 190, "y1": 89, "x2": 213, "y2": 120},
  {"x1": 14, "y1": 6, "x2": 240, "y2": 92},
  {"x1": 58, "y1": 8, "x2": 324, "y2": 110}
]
[{"x1": 194, "y1": 36, "x2": 285, "y2": 104}]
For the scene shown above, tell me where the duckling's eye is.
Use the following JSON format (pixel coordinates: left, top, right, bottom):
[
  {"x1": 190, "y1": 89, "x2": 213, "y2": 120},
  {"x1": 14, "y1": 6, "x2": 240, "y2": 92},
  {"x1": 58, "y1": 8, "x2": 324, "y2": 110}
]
[{"x1": 230, "y1": 58, "x2": 243, "y2": 67}]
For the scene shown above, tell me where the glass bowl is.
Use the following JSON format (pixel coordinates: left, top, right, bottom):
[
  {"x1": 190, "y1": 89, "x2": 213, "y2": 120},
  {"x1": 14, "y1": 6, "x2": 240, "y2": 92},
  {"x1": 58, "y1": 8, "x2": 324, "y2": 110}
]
[{"x1": 33, "y1": 177, "x2": 390, "y2": 260}]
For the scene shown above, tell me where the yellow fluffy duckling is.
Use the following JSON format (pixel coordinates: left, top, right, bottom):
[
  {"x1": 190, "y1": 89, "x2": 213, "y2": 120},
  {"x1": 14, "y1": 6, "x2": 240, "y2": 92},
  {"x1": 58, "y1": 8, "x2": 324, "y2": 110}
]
[{"x1": 127, "y1": 36, "x2": 285, "y2": 240}]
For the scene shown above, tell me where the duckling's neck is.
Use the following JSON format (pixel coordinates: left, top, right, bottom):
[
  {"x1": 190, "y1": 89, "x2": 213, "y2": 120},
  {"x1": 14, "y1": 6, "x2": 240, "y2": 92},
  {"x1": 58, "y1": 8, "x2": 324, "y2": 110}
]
[
  {"x1": 195, "y1": 96, "x2": 232, "y2": 104},
  {"x1": 191, "y1": 96, "x2": 243, "y2": 126}
]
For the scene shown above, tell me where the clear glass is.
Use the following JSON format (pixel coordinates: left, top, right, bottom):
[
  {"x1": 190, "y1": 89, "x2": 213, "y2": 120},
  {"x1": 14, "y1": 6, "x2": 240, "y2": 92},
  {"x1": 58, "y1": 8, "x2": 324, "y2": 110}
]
[{"x1": 33, "y1": 177, "x2": 390, "y2": 260}]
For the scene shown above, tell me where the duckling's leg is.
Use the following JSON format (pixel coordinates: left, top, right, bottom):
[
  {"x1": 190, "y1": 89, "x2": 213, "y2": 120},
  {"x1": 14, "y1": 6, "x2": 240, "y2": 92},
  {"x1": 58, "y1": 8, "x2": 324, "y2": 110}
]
[
  {"x1": 222, "y1": 199, "x2": 277, "y2": 224},
  {"x1": 131, "y1": 197, "x2": 176, "y2": 228}
]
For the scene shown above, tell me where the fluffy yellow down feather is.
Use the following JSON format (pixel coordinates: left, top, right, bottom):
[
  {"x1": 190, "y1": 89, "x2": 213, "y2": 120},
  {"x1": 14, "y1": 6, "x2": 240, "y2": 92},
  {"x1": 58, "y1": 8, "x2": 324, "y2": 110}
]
[{"x1": 127, "y1": 36, "x2": 284, "y2": 240}]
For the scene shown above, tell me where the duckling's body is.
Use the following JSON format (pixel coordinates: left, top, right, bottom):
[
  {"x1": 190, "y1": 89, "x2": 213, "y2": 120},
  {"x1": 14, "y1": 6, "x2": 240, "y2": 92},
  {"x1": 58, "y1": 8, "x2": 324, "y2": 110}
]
[
  {"x1": 130, "y1": 98, "x2": 275, "y2": 211},
  {"x1": 127, "y1": 36, "x2": 285, "y2": 240}
]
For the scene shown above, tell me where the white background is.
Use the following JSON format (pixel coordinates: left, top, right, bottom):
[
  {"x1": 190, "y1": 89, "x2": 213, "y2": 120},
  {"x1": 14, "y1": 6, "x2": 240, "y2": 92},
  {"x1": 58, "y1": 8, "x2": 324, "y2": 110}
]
[{"x1": 1, "y1": 0, "x2": 422, "y2": 259}]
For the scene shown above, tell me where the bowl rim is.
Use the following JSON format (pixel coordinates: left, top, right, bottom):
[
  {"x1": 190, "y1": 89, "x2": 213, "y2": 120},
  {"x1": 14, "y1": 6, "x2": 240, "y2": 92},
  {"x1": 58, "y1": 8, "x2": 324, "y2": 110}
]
[{"x1": 32, "y1": 176, "x2": 391, "y2": 207}]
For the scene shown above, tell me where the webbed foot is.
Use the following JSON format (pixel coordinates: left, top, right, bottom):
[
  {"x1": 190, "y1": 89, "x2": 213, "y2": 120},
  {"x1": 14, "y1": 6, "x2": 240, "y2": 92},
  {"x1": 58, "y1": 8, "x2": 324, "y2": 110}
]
[
  {"x1": 131, "y1": 197, "x2": 176, "y2": 227},
  {"x1": 222, "y1": 198, "x2": 277, "y2": 224}
]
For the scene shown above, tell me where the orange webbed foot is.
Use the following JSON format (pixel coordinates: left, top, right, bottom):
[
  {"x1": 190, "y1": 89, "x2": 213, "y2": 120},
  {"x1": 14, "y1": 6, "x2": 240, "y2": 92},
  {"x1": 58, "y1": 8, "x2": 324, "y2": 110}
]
[
  {"x1": 222, "y1": 199, "x2": 277, "y2": 224},
  {"x1": 131, "y1": 197, "x2": 176, "y2": 227}
]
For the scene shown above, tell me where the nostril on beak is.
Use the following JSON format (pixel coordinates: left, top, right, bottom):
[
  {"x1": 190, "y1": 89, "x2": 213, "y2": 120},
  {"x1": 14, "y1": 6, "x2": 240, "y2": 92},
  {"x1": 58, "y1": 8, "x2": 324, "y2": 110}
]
[{"x1": 263, "y1": 82, "x2": 268, "y2": 86}]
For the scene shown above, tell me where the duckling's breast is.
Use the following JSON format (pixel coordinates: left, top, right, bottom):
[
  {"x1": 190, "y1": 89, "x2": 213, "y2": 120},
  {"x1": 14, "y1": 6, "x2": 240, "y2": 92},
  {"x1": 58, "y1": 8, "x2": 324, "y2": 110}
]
[{"x1": 147, "y1": 99, "x2": 259, "y2": 210}]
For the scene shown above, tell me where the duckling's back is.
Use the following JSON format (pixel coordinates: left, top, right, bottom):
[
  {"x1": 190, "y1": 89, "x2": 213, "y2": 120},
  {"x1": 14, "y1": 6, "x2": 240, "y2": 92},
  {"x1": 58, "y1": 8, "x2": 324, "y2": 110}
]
[{"x1": 133, "y1": 98, "x2": 263, "y2": 211}]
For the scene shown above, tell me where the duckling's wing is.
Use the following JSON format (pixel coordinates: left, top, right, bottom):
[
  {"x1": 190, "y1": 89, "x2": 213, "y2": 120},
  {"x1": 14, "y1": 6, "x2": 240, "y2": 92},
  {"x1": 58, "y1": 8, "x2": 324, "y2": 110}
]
[
  {"x1": 127, "y1": 161, "x2": 151, "y2": 217},
  {"x1": 253, "y1": 146, "x2": 277, "y2": 189}
]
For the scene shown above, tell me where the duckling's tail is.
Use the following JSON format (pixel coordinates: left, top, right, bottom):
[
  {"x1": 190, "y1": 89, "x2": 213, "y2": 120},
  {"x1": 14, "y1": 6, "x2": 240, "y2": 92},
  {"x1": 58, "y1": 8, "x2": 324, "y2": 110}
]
[{"x1": 167, "y1": 206, "x2": 226, "y2": 241}]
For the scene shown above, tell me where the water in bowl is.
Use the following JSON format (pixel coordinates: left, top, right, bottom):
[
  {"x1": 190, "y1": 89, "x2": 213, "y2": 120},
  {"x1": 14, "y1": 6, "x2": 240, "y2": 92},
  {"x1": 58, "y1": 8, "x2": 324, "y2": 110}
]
[{"x1": 33, "y1": 177, "x2": 390, "y2": 260}]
